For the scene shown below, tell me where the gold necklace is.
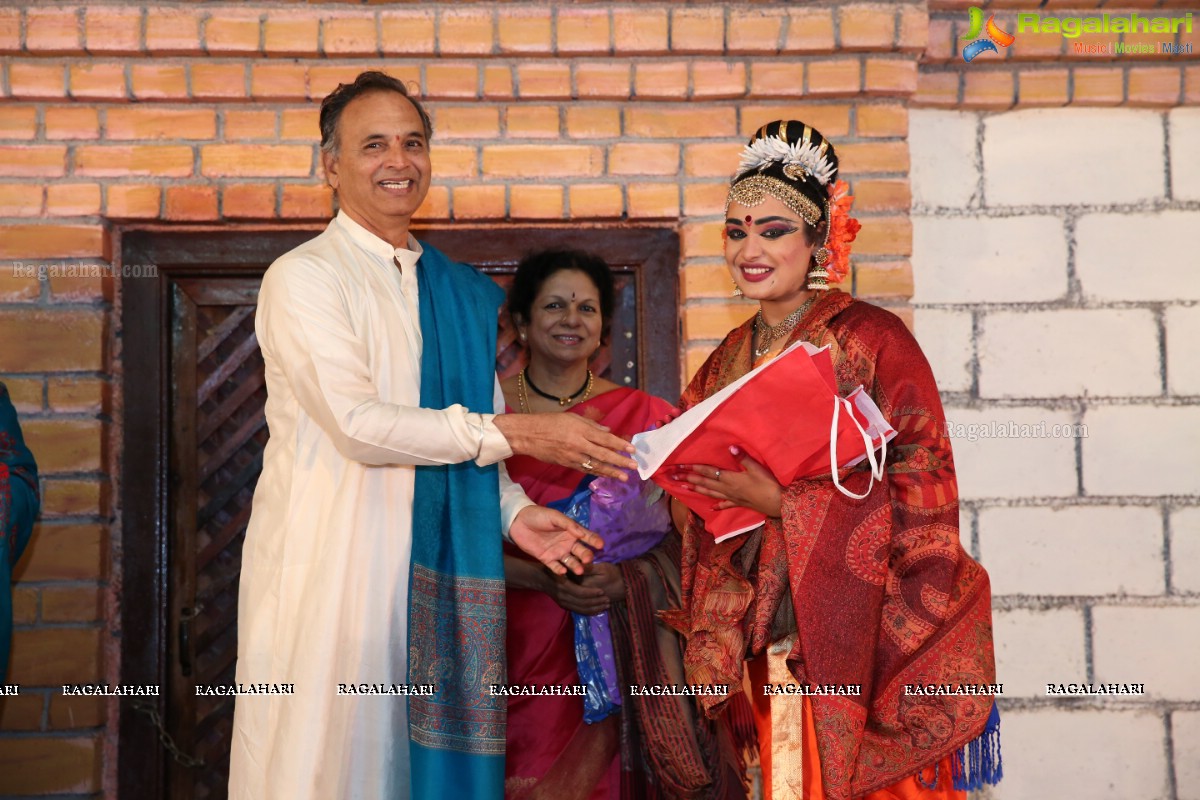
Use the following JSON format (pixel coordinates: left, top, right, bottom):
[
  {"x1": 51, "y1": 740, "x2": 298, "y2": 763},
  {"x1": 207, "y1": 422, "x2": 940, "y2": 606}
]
[
  {"x1": 754, "y1": 295, "x2": 817, "y2": 358},
  {"x1": 516, "y1": 368, "x2": 594, "y2": 413}
]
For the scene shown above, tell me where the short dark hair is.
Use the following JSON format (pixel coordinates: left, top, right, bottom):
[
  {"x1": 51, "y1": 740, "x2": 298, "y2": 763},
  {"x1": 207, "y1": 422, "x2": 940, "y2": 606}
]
[
  {"x1": 319, "y1": 71, "x2": 432, "y2": 156},
  {"x1": 507, "y1": 249, "x2": 616, "y2": 342}
]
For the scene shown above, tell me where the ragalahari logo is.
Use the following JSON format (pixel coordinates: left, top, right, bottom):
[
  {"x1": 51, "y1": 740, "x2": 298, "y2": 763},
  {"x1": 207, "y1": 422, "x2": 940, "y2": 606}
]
[{"x1": 961, "y1": 7, "x2": 1015, "y2": 62}]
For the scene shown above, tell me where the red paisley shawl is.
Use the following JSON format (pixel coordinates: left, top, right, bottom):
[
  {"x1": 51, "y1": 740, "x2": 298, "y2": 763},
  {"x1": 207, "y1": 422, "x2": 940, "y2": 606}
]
[{"x1": 662, "y1": 290, "x2": 996, "y2": 800}]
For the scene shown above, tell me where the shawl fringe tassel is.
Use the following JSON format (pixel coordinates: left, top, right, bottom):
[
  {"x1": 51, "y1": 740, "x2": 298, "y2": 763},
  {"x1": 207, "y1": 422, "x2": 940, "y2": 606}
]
[{"x1": 951, "y1": 702, "x2": 1003, "y2": 791}]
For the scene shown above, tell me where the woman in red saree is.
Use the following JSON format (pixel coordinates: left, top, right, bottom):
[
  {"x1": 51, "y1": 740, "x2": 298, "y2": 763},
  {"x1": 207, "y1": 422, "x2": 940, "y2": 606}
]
[
  {"x1": 663, "y1": 121, "x2": 1001, "y2": 800},
  {"x1": 500, "y1": 250, "x2": 749, "y2": 800}
]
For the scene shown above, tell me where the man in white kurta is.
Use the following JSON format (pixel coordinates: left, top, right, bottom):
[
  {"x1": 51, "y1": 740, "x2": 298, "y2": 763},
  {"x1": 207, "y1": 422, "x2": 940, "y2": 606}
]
[{"x1": 229, "y1": 73, "x2": 636, "y2": 800}]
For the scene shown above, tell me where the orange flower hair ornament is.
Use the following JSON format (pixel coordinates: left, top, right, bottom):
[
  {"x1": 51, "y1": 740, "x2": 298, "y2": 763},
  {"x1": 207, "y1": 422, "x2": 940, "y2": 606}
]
[{"x1": 809, "y1": 179, "x2": 861, "y2": 290}]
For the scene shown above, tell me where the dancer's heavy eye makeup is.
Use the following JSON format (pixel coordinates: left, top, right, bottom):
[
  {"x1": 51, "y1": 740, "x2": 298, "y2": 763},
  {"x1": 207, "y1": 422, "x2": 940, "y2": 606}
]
[{"x1": 724, "y1": 215, "x2": 802, "y2": 241}]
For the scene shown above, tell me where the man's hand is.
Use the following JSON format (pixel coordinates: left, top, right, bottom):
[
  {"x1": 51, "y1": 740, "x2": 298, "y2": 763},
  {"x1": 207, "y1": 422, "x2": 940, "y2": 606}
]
[
  {"x1": 546, "y1": 574, "x2": 610, "y2": 615},
  {"x1": 578, "y1": 562, "x2": 625, "y2": 604},
  {"x1": 494, "y1": 412, "x2": 639, "y2": 481},
  {"x1": 509, "y1": 505, "x2": 604, "y2": 577}
]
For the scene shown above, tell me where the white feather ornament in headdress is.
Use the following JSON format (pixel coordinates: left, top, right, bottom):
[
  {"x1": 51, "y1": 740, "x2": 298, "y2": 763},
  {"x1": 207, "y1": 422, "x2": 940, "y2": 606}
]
[{"x1": 736, "y1": 135, "x2": 836, "y2": 186}]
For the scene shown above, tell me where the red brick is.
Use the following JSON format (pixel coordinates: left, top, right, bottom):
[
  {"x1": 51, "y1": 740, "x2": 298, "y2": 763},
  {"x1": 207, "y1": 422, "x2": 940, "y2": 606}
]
[
  {"x1": 627, "y1": 183, "x2": 679, "y2": 218},
  {"x1": 852, "y1": 178, "x2": 910, "y2": 211},
  {"x1": 8, "y1": 627, "x2": 101, "y2": 685},
  {"x1": 682, "y1": 179, "x2": 728, "y2": 216},
  {"x1": 750, "y1": 63, "x2": 806, "y2": 97},
  {"x1": 131, "y1": 64, "x2": 188, "y2": 100},
  {"x1": 201, "y1": 145, "x2": 313, "y2": 178},
  {"x1": 681, "y1": 220, "x2": 725, "y2": 258},
  {"x1": 0, "y1": 736, "x2": 101, "y2": 793},
  {"x1": 839, "y1": 4, "x2": 896, "y2": 50},
  {"x1": 568, "y1": 184, "x2": 623, "y2": 218},
  {"x1": 40, "y1": 586, "x2": 102, "y2": 623},
  {"x1": 0, "y1": 310, "x2": 105, "y2": 371},
  {"x1": 223, "y1": 109, "x2": 276, "y2": 141},
  {"x1": 614, "y1": 8, "x2": 667, "y2": 54},
  {"x1": 84, "y1": 7, "x2": 141, "y2": 54},
  {"x1": 380, "y1": 10, "x2": 435, "y2": 56},
  {"x1": 505, "y1": 105, "x2": 560, "y2": 139},
  {"x1": 165, "y1": 185, "x2": 218, "y2": 221},
  {"x1": 516, "y1": 63, "x2": 571, "y2": 99},
  {"x1": 685, "y1": 302, "x2": 752, "y2": 340},
  {"x1": 728, "y1": 10, "x2": 785, "y2": 53},
  {"x1": 482, "y1": 65, "x2": 514, "y2": 100},
  {"x1": 1129, "y1": 67, "x2": 1182, "y2": 107},
  {"x1": 21, "y1": 419, "x2": 102, "y2": 472},
  {"x1": 0, "y1": 225, "x2": 108, "y2": 262},
  {"x1": 382, "y1": 66, "x2": 421, "y2": 94},
  {"x1": 837, "y1": 141, "x2": 908, "y2": 174},
  {"x1": 853, "y1": 216, "x2": 911, "y2": 257},
  {"x1": 146, "y1": 8, "x2": 202, "y2": 55},
  {"x1": 452, "y1": 184, "x2": 506, "y2": 220},
  {"x1": 685, "y1": 345, "x2": 714, "y2": 382},
  {"x1": 106, "y1": 184, "x2": 161, "y2": 220},
  {"x1": 436, "y1": 106, "x2": 501, "y2": 139},
  {"x1": 684, "y1": 261, "x2": 739, "y2": 298},
  {"x1": 738, "y1": 105, "x2": 852, "y2": 139},
  {"x1": 39, "y1": 479, "x2": 109, "y2": 518},
  {"x1": 863, "y1": 58, "x2": 917, "y2": 96},
  {"x1": 13, "y1": 521, "x2": 106, "y2": 573},
  {"x1": 0, "y1": 106, "x2": 37, "y2": 140},
  {"x1": 498, "y1": 8, "x2": 552, "y2": 54},
  {"x1": 106, "y1": 108, "x2": 216, "y2": 141},
  {"x1": 281, "y1": 184, "x2": 333, "y2": 219},
  {"x1": 26, "y1": 7, "x2": 83, "y2": 54},
  {"x1": 48, "y1": 377, "x2": 108, "y2": 414},
  {"x1": 323, "y1": 13, "x2": 377, "y2": 56},
  {"x1": 924, "y1": 19, "x2": 955, "y2": 63},
  {"x1": 509, "y1": 185, "x2": 564, "y2": 220},
  {"x1": 576, "y1": 62, "x2": 631, "y2": 99},
  {"x1": 42, "y1": 107, "x2": 98, "y2": 141},
  {"x1": 49, "y1": 694, "x2": 106, "y2": 729},
  {"x1": 962, "y1": 71, "x2": 1015, "y2": 110},
  {"x1": 191, "y1": 63, "x2": 247, "y2": 100},
  {"x1": 281, "y1": 108, "x2": 319, "y2": 141},
  {"x1": 10, "y1": 62, "x2": 67, "y2": 99},
  {"x1": 69, "y1": 63, "x2": 127, "y2": 101},
  {"x1": 46, "y1": 183, "x2": 102, "y2": 216},
  {"x1": 856, "y1": 104, "x2": 907, "y2": 138},
  {"x1": 634, "y1": 62, "x2": 689, "y2": 99},
  {"x1": 807, "y1": 59, "x2": 862, "y2": 96},
  {"x1": 0, "y1": 693, "x2": 43, "y2": 730},
  {"x1": 264, "y1": 12, "x2": 319, "y2": 56},
  {"x1": 48, "y1": 264, "x2": 112, "y2": 303},
  {"x1": 556, "y1": 7, "x2": 610, "y2": 55},
  {"x1": 1018, "y1": 69, "x2": 1070, "y2": 107},
  {"x1": 0, "y1": 8, "x2": 20, "y2": 53},
  {"x1": 205, "y1": 10, "x2": 261, "y2": 54},
  {"x1": 692, "y1": 61, "x2": 747, "y2": 99},
  {"x1": 1, "y1": 379, "x2": 45, "y2": 412},
  {"x1": 897, "y1": 5, "x2": 929, "y2": 53},
  {"x1": 1183, "y1": 65, "x2": 1200, "y2": 104},
  {"x1": 609, "y1": 143, "x2": 680, "y2": 176},
  {"x1": 0, "y1": 183, "x2": 43, "y2": 217},
  {"x1": 412, "y1": 185, "x2": 449, "y2": 221},
  {"x1": 626, "y1": 107, "x2": 737, "y2": 139},
  {"x1": 438, "y1": 8, "x2": 493, "y2": 55},
  {"x1": 425, "y1": 62, "x2": 479, "y2": 99},
  {"x1": 670, "y1": 8, "x2": 724, "y2": 53},
  {"x1": 222, "y1": 184, "x2": 276, "y2": 219},
  {"x1": 12, "y1": 586, "x2": 38, "y2": 623},
  {"x1": 856, "y1": 260, "x2": 913, "y2": 299},
  {"x1": 76, "y1": 145, "x2": 193, "y2": 178},
  {"x1": 0, "y1": 145, "x2": 67, "y2": 177},
  {"x1": 483, "y1": 144, "x2": 602, "y2": 178},
  {"x1": 565, "y1": 107, "x2": 621, "y2": 139},
  {"x1": 685, "y1": 142, "x2": 744, "y2": 178},
  {"x1": 309, "y1": 65, "x2": 371, "y2": 100},
  {"x1": 913, "y1": 71, "x2": 960, "y2": 107},
  {"x1": 252, "y1": 64, "x2": 308, "y2": 101},
  {"x1": 784, "y1": 9, "x2": 835, "y2": 52},
  {"x1": 429, "y1": 145, "x2": 477, "y2": 179}
]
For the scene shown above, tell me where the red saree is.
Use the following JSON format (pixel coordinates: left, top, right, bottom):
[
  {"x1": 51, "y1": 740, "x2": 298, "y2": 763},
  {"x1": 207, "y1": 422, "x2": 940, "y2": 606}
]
[
  {"x1": 663, "y1": 291, "x2": 998, "y2": 800},
  {"x1": 504, "y1": 388, "x2": 675, "y2": 800}
]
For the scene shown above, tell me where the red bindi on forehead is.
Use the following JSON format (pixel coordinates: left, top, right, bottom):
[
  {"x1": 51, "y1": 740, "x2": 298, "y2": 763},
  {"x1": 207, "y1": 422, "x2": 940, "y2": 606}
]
[{"x1": 744, "y1": 215, "x2": 753, "y2": 225}]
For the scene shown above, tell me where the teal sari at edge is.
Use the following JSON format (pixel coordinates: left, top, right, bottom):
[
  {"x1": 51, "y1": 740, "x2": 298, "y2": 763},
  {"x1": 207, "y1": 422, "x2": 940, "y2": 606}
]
[
  {"x1": 408, "y1": 245, "x2": 507, "y2": 798},
  {"x1": 0, "y1": 382, "x2": 39, "y2": 684}
]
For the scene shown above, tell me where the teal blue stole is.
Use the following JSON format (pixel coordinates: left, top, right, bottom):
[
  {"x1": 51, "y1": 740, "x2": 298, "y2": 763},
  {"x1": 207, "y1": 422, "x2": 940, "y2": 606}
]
[
  {"x1": 1, "y1": 382, "x2": 39, "y2": 684},
  {"x1": 408, "y1": 245, "x2": 507, "y2": 798}
]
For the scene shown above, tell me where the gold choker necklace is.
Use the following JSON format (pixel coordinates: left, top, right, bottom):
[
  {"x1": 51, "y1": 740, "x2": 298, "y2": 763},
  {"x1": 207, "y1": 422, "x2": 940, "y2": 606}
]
[
  {"x1": 754, "y1": 295, "x2": 817, "y2": 358},
  {"x1": 517, "y1": 368, "x2": 594, "y2": 412}
]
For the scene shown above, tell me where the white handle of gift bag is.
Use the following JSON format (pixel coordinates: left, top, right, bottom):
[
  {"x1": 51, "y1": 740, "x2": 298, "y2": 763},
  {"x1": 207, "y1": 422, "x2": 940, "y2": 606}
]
[{"x1": 829, "y1": 394, "x2": 888, "y2": 500}]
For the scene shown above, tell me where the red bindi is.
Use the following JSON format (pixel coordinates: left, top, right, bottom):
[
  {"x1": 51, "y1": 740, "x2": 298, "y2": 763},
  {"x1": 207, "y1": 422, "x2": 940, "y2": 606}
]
[{"x1": 744, "y1": 215, "x2": 753, "y2": 225}]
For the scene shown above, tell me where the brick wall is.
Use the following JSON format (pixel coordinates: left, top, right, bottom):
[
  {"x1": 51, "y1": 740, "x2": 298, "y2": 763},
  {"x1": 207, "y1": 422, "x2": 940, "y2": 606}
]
[
  {"x1": 0, "y1": 0, "x2": 1195, "y2": 797},
  {"x1": 912, "y1": 3, "x2": 1199, "y2": 798}
]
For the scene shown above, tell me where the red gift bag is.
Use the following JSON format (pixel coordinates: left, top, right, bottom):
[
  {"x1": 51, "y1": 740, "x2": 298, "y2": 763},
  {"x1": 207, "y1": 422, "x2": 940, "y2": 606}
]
[{"x1": 632, "y1": 342, "x2": 896, "y2": 541}]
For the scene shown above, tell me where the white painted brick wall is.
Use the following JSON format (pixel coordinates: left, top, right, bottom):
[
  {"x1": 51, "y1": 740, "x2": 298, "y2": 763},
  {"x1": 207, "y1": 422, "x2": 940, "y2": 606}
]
[
  {"x1": 992, "y1": 608, "x2": 1086, "y2": 698},
  {"x1": 910, "y1": 111, "x2": 978, "y2": 209},
  {"x1": 1076, "y1": 211, "x2": 1200, "y2": 302},
  {"x1": 1174, "y1": 710, "x2": 1200, "y2": 800},
  {"x1": 983, "y1": 109, "x2": 1165, "y2": 206},
  {"x1": 1082, "y1": 406, "x2": 1200, "y2": 496},
  {"x1": 1172, "y1": 506, "x2": 1200, "y2": 594},
  {"x1": 943, "y1": 405, "x2": 1078, "y2": 498},
  {"x1": 911, "y1": 215, "x2": 1068, "y2": 304},
  {"x1": 979, "y1": 506, "x2": 1163, "y2": 596},
  {"x1": 1166, "y1": 304, "x2": 1200, "y2": 396},
  {"x1": 990, "y1": 710, "x2": 1168, "y2": 800},
  {"x1": 978, "y1": 309, "x2": 1161, "y2": 399},
  {"x1": 1093, "y1": 606, "x2": 1200, "y2": 699},
  {"x1": 913, "y1": 308, "x2": 973, "y2": 393},
  {"x1": 1169, "y1": 108, "x2": 1200, "y2": 202}
]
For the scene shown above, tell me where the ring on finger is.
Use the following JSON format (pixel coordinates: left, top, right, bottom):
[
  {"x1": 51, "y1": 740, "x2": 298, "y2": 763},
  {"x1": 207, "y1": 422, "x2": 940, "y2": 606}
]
[
  {"x1": 580, "y1": 458, "x2": 596, "y2": 471},
  {"x1": 714, "y1": 469, "x2": 722, "y2": 480}
]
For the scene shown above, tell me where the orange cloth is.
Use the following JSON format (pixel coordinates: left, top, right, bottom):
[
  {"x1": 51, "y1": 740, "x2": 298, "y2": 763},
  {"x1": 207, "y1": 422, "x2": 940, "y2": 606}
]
[{"x1": 748, "y1": 654, "x2": 965, "y2": 800}]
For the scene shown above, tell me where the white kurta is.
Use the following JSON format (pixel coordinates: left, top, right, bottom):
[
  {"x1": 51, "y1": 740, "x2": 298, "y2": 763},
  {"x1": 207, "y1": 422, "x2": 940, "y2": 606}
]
[{"x1": 228, "y1": 211, "x2": 532, "y2": 800}]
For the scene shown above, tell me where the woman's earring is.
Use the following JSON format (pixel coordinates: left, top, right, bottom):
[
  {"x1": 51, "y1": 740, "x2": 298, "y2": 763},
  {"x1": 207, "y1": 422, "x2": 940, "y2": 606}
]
[{"x1": 731, "y1": 280, "x2": 743, "y2": 297}]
